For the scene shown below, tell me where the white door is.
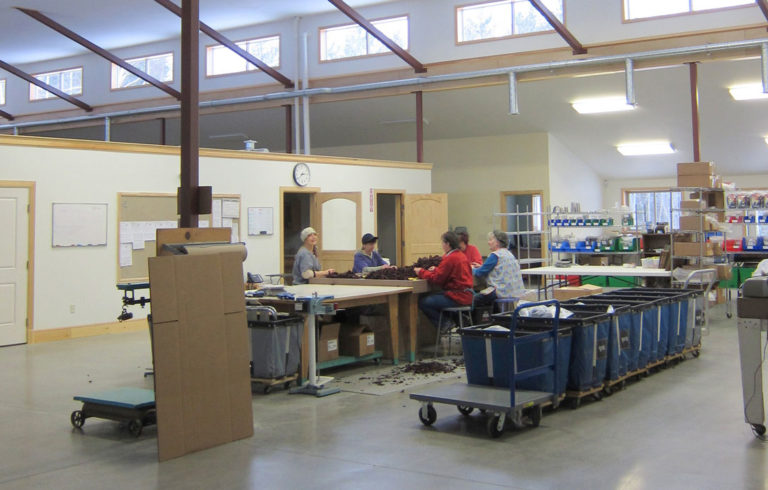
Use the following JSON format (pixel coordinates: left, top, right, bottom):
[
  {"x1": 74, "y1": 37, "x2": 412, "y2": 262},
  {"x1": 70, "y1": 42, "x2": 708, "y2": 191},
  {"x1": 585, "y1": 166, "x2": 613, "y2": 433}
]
[{"x1": 0, "y1": 188, "x2": 29, "y2": 346}]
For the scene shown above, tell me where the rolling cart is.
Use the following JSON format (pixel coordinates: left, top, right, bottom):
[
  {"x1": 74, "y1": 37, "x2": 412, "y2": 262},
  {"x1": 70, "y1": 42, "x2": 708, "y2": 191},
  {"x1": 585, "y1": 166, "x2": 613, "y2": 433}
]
[
  {"x1": 410, "y1": 301, "x2": 561, "y2": 438},
  {"x1": 70, "y1": 387, "x2": 156, "y2": 437}
]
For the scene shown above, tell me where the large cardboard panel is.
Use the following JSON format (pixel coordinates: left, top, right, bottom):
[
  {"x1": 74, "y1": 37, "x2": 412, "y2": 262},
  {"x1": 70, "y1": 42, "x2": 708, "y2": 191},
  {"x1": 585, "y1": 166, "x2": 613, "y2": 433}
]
[
  {"x1": 149, "y1": 253, "x2": 253, "y2": 462},
  {"x1": 677, "y1": 174, "x2": 716, "y2": 188}
]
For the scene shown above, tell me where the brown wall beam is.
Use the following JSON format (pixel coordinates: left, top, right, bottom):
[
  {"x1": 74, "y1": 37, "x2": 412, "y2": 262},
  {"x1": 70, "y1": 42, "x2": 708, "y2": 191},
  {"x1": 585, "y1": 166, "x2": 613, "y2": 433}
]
[
  {"x1": 328, "y1": 0, "x2": 427, "y2": 73},
  {"x1": 0, "y1": 59, "x2": 93, "y2": 112},
  {"x1": 154, "y1": 0, "x2": 294, "y2": 88},
  {"x1": 415, "y1": 91, "x2": 423, "y2": 163},
  {"x1": 688, "y1": 62, "x2": 701, "y2": 162},
  {"x1": 527, "y1": 0, "x2": 586, "y2": 55},
  {"x1": 16, "y1": 7, "x2": 181, "y2": 100},
  {"x1": 0, "y1": 109, "x2": 15, "y2": 121},
  {"x1": 284, "y1": 104, "x2": 293, "y2": 154},
  {"x1": 179, "y1": 0, "x2": 200, "y2": 228},
  {"x1": 758, "y1": 0, "x2": 768, "y2": 21}
]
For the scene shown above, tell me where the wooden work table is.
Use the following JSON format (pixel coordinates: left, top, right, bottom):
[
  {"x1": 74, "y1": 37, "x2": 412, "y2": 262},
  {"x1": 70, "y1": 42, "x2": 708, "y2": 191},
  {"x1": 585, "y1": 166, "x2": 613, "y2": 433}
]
[
  {"x1": 310, "y1": 277, "x2": 430, "y2": 362},
  {"x1": 256, "y1": 283, "x2": 416, "y2": 380}
]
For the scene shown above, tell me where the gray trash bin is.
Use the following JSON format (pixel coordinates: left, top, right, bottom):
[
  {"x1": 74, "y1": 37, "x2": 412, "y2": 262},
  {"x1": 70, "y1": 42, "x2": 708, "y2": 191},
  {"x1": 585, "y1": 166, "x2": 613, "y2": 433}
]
[{"x1": 247, "y1": 306, "x2": 303, "y2": 379}]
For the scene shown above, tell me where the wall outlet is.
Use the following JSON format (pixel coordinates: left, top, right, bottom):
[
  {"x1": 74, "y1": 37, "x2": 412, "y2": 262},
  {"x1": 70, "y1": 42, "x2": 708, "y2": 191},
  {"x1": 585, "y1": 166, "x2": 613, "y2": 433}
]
[{"x1": 69, "y1": 305, "x2": 76, "y2": 314}]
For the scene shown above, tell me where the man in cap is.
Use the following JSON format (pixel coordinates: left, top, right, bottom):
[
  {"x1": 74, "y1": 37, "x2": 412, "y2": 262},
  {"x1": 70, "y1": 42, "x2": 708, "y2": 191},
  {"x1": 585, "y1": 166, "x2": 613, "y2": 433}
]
[{"x1": 353, "y1": 233, "x2": 394, "y2": 274}]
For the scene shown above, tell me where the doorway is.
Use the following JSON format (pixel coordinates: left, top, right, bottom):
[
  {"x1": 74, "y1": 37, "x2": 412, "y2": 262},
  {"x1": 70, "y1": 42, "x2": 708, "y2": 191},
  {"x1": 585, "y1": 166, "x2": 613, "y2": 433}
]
[
  {"x1": 375, "y1": 192, "x2": 402, "y2": 266},
  {"x1": 282, "y1": 191, "x2": 312, "y2": 282},
  {"x1": 500, "y1": 190, "x2": 544, "y2": 267}
]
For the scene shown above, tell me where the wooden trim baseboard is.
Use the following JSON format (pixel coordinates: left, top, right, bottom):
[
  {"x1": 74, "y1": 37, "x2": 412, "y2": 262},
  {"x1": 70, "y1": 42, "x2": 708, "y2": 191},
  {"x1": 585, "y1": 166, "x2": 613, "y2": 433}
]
[{"x1": 29, "y1": 318, "x2": 149, "y2": 344}]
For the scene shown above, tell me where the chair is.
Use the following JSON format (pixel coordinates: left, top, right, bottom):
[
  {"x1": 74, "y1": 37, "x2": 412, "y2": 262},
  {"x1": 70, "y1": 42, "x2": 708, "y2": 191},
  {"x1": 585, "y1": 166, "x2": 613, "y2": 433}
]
[
  {"x1": 495, "y1": 297, "x2": 519, "y2": 314},
  {"x1": 435, "y1": 291, "x2": 476, "y2": 357}
]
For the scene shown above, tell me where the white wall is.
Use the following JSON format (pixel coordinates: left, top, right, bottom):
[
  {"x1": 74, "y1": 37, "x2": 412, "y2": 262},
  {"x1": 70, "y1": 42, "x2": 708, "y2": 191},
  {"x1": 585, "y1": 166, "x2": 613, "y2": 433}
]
[
  {"x1": 547, "y1": 134, "x2": 602, "y2": 212},
  {"x1": 0, "y1": 137, "x2": 431, "y2": 331}
]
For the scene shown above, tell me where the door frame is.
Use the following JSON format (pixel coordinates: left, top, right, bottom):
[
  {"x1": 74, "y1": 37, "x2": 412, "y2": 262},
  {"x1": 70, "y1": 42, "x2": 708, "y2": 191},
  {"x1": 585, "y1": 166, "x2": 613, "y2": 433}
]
[
  {"x1": 0, "y1": 181, "x2": 36, "y2": 340},
  {"x1": 280, "y1": 186, "x2": 320, "y2": 275},
  {"x1": 373, "y1": 189, "x2": 404, "y2": 267}
]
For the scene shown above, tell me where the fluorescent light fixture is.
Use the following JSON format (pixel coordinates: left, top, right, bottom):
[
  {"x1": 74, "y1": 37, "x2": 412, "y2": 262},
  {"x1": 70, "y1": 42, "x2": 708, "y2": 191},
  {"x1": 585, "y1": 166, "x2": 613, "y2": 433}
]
[
  {"x1": 571, "y1": 96, "x2": 636, "y2": 114},
  {"x1": 728, "y1": 83, "x2": 768, "y2": 101},
  {"x1": 616, "y1": 141, "x2": 675, "y2": 156},
  {"x1": 764, "y1": 136, "x2": 768, "y2": 146}
]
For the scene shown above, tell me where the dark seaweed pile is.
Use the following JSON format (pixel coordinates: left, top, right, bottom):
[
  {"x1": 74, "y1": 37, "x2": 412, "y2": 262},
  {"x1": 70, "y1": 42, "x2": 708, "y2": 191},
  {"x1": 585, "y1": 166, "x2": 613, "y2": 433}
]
[{"x1": 327, "y1": 255, "x2": 442, "y2": 280}]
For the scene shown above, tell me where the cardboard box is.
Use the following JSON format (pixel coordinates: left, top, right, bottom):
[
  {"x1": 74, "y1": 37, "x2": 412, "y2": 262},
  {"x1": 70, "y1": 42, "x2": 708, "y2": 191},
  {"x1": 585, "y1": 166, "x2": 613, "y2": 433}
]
[
  {"x1": 317, "y1": 322, "x2": 340, "y2": 362},
  {"x1": 673, "y1": 241, "x2": 713, "y2": 256},
  {"x1": 677, "y1": 162, "x2": 715, "y2": 176},
  {"x1": 587, "y1": 256, "x2": 610, "y2": 266},
  {"x1": 677, "y1": 174, "x2": 716, "y2": 188},
  {"x1": 738, "y1": 297, "x2": 768, "y2": 319},
  {"x1": 148, "y1": 251, "x2": 253, "y2": 462},
  {"x1": 553, "y1": 284, "x2": 603, "y2": 301},
  {"x1": 679, "y1": 200, "x2": 705, "y2": 210},
  {"x1": 716, "y1": 264, "x2": 733, "y2": 280},
  {"x1": 340, "y1": 326, "x2": 375, "y2": 357},
  {"x1": 362, "y1": 314, "x2": 407, "y2": 360},
  {"x1": 677, "y1": 215, "x2": 702, "y2": 231}
]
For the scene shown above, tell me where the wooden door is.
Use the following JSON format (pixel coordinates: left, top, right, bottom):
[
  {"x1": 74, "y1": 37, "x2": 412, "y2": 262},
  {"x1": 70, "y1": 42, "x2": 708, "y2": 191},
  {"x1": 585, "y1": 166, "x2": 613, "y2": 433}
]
[
  {"x1": 314, "y1": 192, "x2": 362, "y2": 274},
  {"x1": 403, "y1": 193, "x2": 448, "y2": 265},
  {"x1": 0, "y1": 187, "x2": 29, "y2": 346}
]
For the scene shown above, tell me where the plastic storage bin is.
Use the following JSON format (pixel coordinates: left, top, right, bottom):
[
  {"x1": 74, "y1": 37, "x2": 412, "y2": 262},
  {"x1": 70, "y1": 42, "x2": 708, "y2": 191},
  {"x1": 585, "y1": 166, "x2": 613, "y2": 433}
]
[
  {"x1": 247, "y1": 307, "x2": 303, "y2": 379},
  {"x1": 460, "y1": 324, "x2": 571, "y2": 396}
]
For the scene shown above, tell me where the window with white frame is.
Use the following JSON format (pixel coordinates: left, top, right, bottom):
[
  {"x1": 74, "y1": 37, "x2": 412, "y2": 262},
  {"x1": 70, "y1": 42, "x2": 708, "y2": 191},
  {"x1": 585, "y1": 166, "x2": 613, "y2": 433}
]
[
  {"x1": 111, "y1": 52, "x2": 173, "y2": 89},
  {"x1": 320, "y1": 15, "x2": 408, "y2": 61},
  {"x1": 624, "y1": 0, "x2": 754, "y2": 21},
  {"x1": 29, "y1": 67, "x2": 82, "y2": 101},
  {"x1": 457, "y1": 0, "x2": 563, "y2": 43},
  {"x1": 0, "y1": 79, "x2": 5, "y2": 105},
  {"x1": 206, "y1": 35, "x2": 280, "y2": 76},
  {"x1": 626, "y1": 190, "x2": 682, "y2": 230}
]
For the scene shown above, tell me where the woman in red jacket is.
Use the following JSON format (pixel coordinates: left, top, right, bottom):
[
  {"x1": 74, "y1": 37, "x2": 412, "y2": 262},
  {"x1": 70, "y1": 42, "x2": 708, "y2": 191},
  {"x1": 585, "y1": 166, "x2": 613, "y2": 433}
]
[{"x1": 414, "y1": 231, "x2": 474, "y2": 329}]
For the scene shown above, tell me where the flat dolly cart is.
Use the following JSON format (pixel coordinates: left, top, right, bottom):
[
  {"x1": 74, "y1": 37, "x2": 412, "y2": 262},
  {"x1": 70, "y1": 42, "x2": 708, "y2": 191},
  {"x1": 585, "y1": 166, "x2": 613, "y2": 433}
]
[
  {"x1": 70, "y1": 387, "x2": 156, "y2": 437},
  {"x1": 410, "y1": 301, "x2": 561, "y2": 438}
]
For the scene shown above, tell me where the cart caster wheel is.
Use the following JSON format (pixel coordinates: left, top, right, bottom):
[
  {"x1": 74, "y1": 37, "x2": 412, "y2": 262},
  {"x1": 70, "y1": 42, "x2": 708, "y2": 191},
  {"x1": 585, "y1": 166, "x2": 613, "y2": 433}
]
[
  {"x1": 418, "y1": 405, "x2": 437, "y2": 426},
  {"x1": 602, "y1": 385, "x2": 613, "y2": 396},
  {"x1": 70, "y1": 410, "x2": 85, "y2": 429},
  {"x1": 528, "y1": 406, "x2": 542, "y2": 428},
  {"x1": 752, "y1": 424, "x2": 767, "y2": 436},
  {"x1": 263, "y1": 385, "x2": 272, "y2": 394},
  {"x1": 726, "y1": 312, "x2": 732, "y2": 319},
  {"x1": 593, "y1": 391, "x2": 603, "y2": 402},
  {"x1": 128, "y1": 419, "x2": 143, "y2": 438},
  {"x1": 620, "y1": 380, "x2": 627, "y2": 390},
  {"x1": 692, "y1": 350, "x2": 700, "y2": 358},
  {"x1": 567, "y1": 398, "x2": 580, "y2": 409},
  {"x1": 284, "y1": 381, "x2": 292, "y2": 389},
  {"x1": 374, "y1": 358, "x2": 382, "y2": 366},
  {"x1": 486, "y1": 415, "x2": 503, "y2": 438},
  {"x1": 457, "y1": 405, "x2": 474, "y2": 416}
]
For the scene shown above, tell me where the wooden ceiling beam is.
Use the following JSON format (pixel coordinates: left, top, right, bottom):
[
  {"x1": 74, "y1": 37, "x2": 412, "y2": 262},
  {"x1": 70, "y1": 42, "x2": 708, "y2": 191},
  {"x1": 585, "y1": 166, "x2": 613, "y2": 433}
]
[
  {"x1": 16, "y1": 7, "x2": 181, "y2": 100},
  {"x1": 0, "y1": 109, "x2": 14, "y2": 121},
  {"x1": 154, "y1": 0, "x2": 294, "y2": 88},
  {"x1": 527, "y1": 0, "x2": 586, "y2": 55},
  {"x1": 757, "y1": 0, "x2": 768, "y2": 22},
  {"x1": 0, "y1": 58, "x2": 93, "y2": 112},
  {"x1": 328, "y1": 0, "x2": 426, "y2": 73}
]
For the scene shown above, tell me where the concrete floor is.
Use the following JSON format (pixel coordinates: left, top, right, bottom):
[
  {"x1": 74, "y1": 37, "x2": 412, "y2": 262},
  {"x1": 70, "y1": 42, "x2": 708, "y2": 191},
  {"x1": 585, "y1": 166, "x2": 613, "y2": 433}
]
[{"x1": 1, "y1": 304, "x2": 766, "y2": 490}]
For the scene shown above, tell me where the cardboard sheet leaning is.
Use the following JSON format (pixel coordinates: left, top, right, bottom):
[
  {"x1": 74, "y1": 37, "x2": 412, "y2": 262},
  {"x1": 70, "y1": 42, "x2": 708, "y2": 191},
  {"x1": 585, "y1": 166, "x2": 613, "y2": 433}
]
[{"x1": 149, "y1": 251, "x2": 253, "y2": 462}]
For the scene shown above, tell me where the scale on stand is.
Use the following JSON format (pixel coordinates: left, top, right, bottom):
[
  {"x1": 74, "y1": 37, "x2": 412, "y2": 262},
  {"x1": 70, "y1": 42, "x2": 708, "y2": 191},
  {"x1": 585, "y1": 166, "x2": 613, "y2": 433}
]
[
  {"x1": 737, "y1": 276, "x2": 768, "y2": 438},
  {"x1": 289, "y1": 293, "x2": 341, "y2": 397}
]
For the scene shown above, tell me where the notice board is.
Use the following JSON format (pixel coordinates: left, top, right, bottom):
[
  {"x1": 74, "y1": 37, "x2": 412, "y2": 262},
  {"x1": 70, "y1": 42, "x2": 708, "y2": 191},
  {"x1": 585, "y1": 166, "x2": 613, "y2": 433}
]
[{"x1": 117, "y1": 193, "x2": 241, "y2": 282}]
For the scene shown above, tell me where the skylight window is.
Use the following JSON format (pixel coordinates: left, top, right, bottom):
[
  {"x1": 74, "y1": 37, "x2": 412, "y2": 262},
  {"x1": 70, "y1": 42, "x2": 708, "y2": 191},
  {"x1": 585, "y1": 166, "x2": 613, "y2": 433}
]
[
  {"x1": 29, "y1": 67, "x2": 82, "y2": 101},
  {"x1": 457, "y1": 0, "x2": 563, "y2": 43},
  {"x1": 206, "y1": 36, "x2": 280, "y2": 76},
  {"x1": 624, "y1": 0, "x2": 754, "y2": 21},
  {"x1": 111, "y1": 53, "x2": 173, "y2": 89}
]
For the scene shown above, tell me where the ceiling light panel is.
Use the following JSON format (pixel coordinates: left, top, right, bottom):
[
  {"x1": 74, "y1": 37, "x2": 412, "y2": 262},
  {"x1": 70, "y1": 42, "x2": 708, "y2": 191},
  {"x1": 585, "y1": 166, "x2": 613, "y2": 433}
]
[
  {"x1": 728, "y1": 83, "x2": 768, "y2": 101},
  {"x1": 571, "y1": 96, "x2": 636, "y2": 114},
  {"x1": 616, "y1": 141, "x2": 675, "y2": 156}
]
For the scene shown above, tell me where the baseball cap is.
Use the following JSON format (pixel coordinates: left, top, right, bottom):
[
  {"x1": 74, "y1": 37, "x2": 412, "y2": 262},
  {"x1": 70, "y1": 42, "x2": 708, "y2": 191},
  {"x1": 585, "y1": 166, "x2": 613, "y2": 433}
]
[{"x1": 361, "y1": 233, "x2": 378, "y2": 244}]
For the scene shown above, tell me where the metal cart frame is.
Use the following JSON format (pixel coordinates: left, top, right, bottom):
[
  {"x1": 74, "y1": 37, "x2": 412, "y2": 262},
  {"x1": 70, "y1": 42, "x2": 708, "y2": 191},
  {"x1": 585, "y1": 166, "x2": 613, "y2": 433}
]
[{"x1": 410, "y1": 300, "x2": 561, "y2": 438}]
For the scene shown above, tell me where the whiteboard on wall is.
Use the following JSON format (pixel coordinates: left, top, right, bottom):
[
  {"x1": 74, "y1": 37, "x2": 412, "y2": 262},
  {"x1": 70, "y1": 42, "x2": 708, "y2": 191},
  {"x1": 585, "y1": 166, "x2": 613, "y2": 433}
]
[{"x1": 52, "y1": 203, "x2": 108, "y2": 247}]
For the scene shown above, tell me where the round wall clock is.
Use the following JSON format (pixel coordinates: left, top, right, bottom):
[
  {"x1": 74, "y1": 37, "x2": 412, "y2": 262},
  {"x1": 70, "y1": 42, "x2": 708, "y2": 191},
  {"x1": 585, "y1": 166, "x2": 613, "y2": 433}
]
[{"x1": 293, "y1": 163, "x2": 310, "y2": 187}]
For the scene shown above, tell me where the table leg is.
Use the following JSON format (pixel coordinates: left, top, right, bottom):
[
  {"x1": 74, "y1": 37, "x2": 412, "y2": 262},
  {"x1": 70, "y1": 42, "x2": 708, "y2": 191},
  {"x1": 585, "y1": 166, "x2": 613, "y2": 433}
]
[
  {"x1": 300, "y1": 315, "x2": 309, "y2": 382},
  {"x1": 388, "y1": 294, "x2": 400, "y2": 365}
]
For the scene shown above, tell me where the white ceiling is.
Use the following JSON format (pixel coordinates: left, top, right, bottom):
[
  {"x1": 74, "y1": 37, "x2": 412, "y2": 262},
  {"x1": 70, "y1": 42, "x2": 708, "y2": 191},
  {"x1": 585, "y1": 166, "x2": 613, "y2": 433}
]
[{"x1": 2, "y1": 1, "x2": 767, "y2": 180}]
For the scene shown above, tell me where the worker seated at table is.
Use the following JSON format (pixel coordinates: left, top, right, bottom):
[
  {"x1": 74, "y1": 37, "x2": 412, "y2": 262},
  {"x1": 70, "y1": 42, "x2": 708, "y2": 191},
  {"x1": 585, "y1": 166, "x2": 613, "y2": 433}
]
[
  {"x1": 457, "y1": 230, "x2": 482, "y2": 268},
  {"x1": 292, "y1": 227, "x2": 335, "y2": 285},
  {"x1": 353, "y1": 233, "x2": 396, "y2": 274},
  {"x1": 472, "y1": 230, "x2": 525, "y2": 308},
  {"x1": 414, "y1": 231, "x2": 473, "y2": 328}
]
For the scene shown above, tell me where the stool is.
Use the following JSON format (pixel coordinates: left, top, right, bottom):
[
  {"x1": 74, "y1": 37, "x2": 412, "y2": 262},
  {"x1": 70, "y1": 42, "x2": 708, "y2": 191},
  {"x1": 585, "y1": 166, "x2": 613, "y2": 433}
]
[
  {"x1": 495, "y1": 297, "x2": 519, "y2": 314},
  {"x1": 436, "y1": 306, "x2": 473, "y2": 357}
]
